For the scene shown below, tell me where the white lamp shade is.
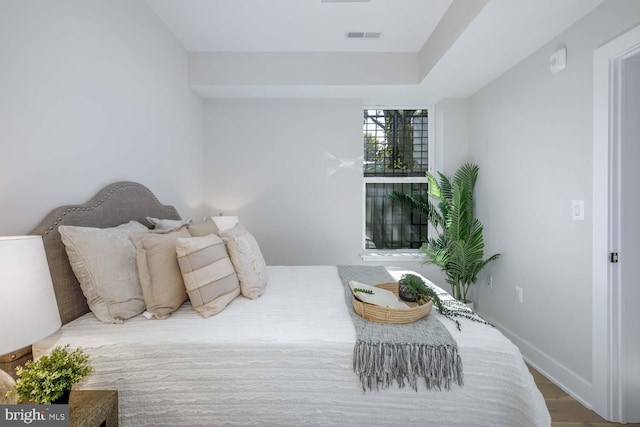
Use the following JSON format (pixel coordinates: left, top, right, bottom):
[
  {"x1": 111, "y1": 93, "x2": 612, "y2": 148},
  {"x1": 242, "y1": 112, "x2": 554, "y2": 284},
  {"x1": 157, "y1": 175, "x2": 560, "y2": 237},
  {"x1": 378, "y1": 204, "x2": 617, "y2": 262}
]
[
  {"x1": 0, "y1": 236, "x2": 61, "y2": 355},
  {"x1": 210, "y1": 215, "x2": 239, "y2": 232}
]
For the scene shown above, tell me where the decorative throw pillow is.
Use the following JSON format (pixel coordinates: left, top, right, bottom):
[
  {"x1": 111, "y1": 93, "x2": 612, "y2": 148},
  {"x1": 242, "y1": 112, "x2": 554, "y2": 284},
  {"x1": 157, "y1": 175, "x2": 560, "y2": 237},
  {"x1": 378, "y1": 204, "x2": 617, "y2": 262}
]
[
  {"x1": 147, "y1": 217, "x2": 192, "y2": 230},
  {"x1": 129, "y1": 226, "x2": 191, "y2": 319},
  {"x1": 58, "y1": 221, "x2": 148, "y2": 324},
  {"x1": 187, "y1": 217, "x2": 220, "y2": 237},
  {"x1": 176, "y1": 234, "x2": 240, "y2": 318},
  {"x1": 218, "y1": 224, "x2": 267, "y2": 299},
  {"x1": 348, "y1": 281, "x2": 409, "y2": 309}
]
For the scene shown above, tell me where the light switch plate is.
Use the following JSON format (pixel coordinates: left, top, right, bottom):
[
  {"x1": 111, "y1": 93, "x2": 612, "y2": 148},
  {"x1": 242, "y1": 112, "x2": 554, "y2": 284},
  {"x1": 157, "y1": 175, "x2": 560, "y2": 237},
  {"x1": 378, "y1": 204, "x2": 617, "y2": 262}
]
[{"x1": 572, "y1": 200, "x2": 584, "y2": 220}]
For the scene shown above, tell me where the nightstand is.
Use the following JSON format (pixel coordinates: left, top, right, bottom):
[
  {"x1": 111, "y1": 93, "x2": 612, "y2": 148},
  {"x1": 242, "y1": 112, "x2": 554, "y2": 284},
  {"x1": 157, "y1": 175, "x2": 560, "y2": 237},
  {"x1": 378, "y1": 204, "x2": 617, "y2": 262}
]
[
  {"x1": 0, "y1": 346, "x2": 32, "y2": 380},
  {"x1": 69, "y1": 390, "x2": 118, "y2": 427}
]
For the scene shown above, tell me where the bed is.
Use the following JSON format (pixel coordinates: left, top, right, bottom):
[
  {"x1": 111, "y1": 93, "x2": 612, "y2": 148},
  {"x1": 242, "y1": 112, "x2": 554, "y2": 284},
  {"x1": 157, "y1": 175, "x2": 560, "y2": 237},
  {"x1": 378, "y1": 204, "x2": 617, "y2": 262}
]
[{"x1": 30, "y1": 181, "x2": 551, "y2": 426}]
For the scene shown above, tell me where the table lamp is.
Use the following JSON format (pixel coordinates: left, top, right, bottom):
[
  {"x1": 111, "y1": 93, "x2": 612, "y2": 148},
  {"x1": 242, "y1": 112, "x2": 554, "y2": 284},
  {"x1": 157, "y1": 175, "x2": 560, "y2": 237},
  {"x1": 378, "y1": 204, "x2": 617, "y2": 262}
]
[
  {"x1": 0, "y1": 235, "x2": 62, "y2": 401},
  {"x1": 210, "y1": 214, "x2": 239, "y2": 232}
]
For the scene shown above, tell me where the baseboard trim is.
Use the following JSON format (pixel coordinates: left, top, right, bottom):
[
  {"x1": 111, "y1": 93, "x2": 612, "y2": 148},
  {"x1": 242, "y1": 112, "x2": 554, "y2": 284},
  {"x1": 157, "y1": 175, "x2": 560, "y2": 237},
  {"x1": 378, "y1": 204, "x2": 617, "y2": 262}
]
[{"x1": 477, "y1": 311, "x2": 593, "y2": 409}]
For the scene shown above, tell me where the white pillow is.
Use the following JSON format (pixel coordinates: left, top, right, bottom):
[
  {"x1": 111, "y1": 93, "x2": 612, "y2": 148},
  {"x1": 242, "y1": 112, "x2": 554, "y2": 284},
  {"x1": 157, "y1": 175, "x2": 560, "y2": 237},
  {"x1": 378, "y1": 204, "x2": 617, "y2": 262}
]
[
  {"x1": 59, "y1": 221, "x2": 148, "y2": 323},
  {"x1": 147, "y1": 217, "x2": 192, "y2": 230},
  {"x1": 349, "y1": 281, "x2": 409, "y2": 309},
  {"x1": 187, "y1": 217, "x2": 220, "y2": 237},
  {"x1": 218, "y1": 224, "x2": 267, "y2": 299}
]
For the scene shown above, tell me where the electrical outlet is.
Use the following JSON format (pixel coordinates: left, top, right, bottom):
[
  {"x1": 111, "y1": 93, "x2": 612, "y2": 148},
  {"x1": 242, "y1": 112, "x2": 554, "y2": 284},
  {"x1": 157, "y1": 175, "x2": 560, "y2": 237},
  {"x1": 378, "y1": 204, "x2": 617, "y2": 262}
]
[
  {"x1": 516, "y1": 286, "x2": 524, "y2": 304},
  {"x1": 488, "y1": 276, "x2": 493, "y2": 289}
]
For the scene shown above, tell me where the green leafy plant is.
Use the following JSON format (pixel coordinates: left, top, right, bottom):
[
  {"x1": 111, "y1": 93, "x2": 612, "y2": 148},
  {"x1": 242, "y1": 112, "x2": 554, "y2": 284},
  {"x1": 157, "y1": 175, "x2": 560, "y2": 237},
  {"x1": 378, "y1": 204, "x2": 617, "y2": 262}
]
[
  {"x1": 398, "y1": 273, "x2": 425, "y2": 302},
  {"x1": 400, "y1": 273, "x2": 491, "y2": 331},
  {"x1": 6, "y1": 344, "x2": 92, "y2": 404},
  {"x1": 400, "y1": 274, "x2": 440, "y2": 307},
  {"x1": 390, "y1": 163, "x2": 500, "y2": 302},
  {"x1": 353, "y1": 288, "x2": 374, "y2": 295}
]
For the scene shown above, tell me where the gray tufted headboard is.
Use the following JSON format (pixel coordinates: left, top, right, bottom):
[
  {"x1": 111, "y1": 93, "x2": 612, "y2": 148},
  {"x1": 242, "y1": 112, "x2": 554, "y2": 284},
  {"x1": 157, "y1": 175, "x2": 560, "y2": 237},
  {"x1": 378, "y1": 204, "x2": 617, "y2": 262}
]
[{"x1": 30, "y1": 182, "x2": 181, "y2": 325}]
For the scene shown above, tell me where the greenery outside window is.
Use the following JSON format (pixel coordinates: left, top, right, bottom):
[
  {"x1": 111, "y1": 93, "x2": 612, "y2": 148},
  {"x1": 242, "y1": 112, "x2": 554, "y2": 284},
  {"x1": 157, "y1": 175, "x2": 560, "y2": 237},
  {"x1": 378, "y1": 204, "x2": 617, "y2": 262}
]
[{"x1": 363, "y1": 109, "x2": 431, "y2": 251}]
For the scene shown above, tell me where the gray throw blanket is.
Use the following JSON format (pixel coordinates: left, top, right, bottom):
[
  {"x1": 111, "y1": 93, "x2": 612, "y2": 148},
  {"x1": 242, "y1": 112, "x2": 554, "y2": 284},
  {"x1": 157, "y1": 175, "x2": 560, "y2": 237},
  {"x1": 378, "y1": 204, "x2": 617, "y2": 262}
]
[{"x1": 338, "y1": 265, "x2": 464, "y2": 392}]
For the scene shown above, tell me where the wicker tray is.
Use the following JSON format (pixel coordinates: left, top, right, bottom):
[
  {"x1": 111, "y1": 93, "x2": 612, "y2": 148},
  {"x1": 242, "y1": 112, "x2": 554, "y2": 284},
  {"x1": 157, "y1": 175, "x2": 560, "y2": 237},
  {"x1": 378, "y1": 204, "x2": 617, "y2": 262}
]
[{"x1": 352, "y1": 282, "x2": 432, "y2": 324}]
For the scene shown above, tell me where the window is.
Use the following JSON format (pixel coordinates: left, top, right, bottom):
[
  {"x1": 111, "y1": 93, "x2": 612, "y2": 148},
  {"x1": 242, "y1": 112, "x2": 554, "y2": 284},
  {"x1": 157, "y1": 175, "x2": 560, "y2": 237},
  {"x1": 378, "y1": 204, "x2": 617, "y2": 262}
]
[{"x1": 363, "y1": 109, "x2": 430, "y2": 250}]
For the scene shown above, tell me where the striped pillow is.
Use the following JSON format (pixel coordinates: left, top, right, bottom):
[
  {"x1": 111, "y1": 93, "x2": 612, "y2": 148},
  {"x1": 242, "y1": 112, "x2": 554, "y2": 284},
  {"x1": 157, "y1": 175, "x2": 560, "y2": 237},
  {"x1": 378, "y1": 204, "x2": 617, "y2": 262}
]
[{"x1": 176, "y1": 234, "x2": 240, "y2": 318}]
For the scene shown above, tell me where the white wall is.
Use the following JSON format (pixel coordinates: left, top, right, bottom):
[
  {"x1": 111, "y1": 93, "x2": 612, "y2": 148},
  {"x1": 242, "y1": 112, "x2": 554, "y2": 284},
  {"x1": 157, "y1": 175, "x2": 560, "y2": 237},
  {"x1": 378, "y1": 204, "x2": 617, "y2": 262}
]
[
  {"x1": 0, "y1": 0, "x2": 204, "y2": 235},
  {"x1": 434, "y1": 98, "x2": 471, "y2": 176},
  {"x1": 467, "y1": 0, "x2": 640, "y2": 406},
  {"x1": 191, "y1": 52, "x2": 418, "y2": 86},
  {"x1": 204, "y1": 98, "x2": 454, "y2": 286},
  {"x1": 204, "y1": 98, "x2": 364, "y2": 265}
]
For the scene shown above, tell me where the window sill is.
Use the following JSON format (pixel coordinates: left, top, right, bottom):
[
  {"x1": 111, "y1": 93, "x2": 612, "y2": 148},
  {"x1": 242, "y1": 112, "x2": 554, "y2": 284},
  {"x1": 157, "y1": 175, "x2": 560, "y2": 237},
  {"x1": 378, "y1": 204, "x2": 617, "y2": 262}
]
[{"x1": 360, "y1": 251, "x2": 421, "y2": 262}]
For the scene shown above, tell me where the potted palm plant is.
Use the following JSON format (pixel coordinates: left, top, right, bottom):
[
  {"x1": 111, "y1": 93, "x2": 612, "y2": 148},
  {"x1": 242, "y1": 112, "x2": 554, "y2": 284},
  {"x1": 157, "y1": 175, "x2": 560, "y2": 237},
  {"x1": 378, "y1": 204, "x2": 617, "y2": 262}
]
[{"x1": 390, "y1": 162, "x2": 500, "y2": 305}]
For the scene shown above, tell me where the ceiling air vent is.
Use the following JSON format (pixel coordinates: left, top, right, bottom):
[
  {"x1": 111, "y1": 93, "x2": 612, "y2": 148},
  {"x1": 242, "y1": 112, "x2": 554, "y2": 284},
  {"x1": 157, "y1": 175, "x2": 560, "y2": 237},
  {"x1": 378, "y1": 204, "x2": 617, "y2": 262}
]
[{"x1": 347, "y1": 32, "x2": 381, "y2": 39}]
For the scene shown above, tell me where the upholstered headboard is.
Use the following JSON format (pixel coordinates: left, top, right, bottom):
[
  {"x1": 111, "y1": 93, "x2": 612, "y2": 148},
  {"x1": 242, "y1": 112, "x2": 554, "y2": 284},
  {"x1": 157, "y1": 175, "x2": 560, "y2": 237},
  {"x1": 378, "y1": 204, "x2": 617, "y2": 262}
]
[{"x1": 30, "y1": 182, "x2": 181, "y2": 325}]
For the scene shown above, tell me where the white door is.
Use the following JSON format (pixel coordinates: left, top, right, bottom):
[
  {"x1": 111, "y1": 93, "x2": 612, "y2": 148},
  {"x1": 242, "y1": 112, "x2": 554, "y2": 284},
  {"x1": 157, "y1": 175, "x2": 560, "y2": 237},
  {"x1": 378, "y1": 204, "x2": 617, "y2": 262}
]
[
  {"x1": 593, "y1": 24, "x2": 640, "y2": 423},
  {"x1": 620, "y1": 52, "x2": 640, "y2": 423}
]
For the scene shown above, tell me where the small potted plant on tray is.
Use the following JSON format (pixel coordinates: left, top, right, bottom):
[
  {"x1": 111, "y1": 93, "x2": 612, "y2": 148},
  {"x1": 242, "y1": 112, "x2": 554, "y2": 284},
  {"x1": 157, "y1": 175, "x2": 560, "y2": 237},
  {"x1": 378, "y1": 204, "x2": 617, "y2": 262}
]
[
  {"x1": 400, "y1": 273, "x2": 491, "y2": 331},
  {"x1": 398, "y1": 274, "x2": 424, "y2": 302},
  {"x1": 400, "y1": 274, "x2": 442, "y2": 307},
  {"x1": 6, "y1": 344, "x2": 92, "y2": 404}
]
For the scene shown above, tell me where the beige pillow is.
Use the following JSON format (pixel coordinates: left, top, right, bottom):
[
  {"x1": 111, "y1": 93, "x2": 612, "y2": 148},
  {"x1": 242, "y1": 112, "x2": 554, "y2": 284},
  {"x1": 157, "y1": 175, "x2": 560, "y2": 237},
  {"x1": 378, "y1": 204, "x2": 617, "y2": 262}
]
[
  {"x1": 219, "y1": 224, "x2": 267, "y2": 299},
  {"x1": 187, "y1": 217, "x2": 220, "y2": 237},
  {"x1": 129, "y1": 227, "x2": 191, "y2": 319},
  {"x1": 176, "y1": 234, "x2": 240, "y2": 318},
  {"x1": 59, "y1": 221, "x2": 148, "y2": 324}
]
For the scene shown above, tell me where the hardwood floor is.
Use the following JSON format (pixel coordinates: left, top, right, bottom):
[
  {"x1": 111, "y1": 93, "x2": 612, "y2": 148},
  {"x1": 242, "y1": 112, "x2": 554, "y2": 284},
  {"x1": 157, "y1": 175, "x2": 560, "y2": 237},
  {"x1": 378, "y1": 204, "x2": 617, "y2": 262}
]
[{"x1": 529, "y1": 365, "x2": 640, "y2": 427}]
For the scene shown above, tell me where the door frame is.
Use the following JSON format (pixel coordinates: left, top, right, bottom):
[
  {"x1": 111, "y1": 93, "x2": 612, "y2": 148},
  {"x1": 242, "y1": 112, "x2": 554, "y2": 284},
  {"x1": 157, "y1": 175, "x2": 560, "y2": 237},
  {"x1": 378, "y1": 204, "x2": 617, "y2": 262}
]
[{"x1": 592, "y1": 24, "x2": 640, "y2": 423}]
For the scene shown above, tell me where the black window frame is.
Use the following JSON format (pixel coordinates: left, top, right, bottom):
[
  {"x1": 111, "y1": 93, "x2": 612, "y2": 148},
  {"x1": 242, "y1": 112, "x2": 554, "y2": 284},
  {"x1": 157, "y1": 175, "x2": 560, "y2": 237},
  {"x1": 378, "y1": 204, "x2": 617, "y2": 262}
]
[{"x1": 363, "y1": 108, "x2": 432, "y2": 252}]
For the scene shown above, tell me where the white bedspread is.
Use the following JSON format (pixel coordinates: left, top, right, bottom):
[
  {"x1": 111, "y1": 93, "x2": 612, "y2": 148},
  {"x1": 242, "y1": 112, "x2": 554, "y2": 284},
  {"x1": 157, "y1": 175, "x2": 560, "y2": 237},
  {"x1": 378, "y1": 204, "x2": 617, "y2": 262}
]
[{"x1": 34, "y1": 266, "x2": 550, "y2": 426}]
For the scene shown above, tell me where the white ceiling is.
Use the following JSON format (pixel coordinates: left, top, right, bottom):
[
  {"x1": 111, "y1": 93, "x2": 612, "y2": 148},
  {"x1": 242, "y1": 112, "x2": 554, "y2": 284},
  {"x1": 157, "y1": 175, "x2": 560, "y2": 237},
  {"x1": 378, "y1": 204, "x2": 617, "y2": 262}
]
[
  {"x1": 145, "y1": 0, "x2": 453, "y2": 53},
  {"x1": 145, "y1": 0, "x2": 605, "y2": 103}
]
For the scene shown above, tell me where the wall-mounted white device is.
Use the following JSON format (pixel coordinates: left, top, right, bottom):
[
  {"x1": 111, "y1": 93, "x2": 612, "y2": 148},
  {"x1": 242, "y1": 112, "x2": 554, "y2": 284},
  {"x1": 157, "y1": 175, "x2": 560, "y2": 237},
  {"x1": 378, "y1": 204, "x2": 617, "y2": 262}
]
[
  {"x1": 550, "y1": 47, "x2": 567, "y2": 74},
  {"x1": 572, "y1": 199, "x2": 584, "y2": 221}
]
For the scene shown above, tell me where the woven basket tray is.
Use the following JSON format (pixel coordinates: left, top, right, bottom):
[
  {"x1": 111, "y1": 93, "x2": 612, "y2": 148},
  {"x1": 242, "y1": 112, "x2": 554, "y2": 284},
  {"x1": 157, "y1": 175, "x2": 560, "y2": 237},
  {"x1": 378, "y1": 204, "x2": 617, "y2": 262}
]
[{"x1": 352, "y1": 282, "x2": 432, "y2": 324}]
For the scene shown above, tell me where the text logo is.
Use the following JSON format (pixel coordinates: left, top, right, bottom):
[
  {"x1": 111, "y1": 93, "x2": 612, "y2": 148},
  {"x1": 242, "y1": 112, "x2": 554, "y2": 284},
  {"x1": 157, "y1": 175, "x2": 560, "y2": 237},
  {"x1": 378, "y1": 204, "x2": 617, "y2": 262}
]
[{"x1": 0, "y1": 405, "x2": 68, "y2": 427}]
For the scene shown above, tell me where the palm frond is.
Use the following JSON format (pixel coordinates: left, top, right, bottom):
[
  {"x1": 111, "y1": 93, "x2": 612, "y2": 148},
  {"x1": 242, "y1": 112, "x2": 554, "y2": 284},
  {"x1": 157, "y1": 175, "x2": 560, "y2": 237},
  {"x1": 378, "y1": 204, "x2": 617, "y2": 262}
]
[
  {"x1": 388, "y1": 192, "x2": 429, "y2": 219},
  {"x1": 426, "y1": 172, "x2": 442, "y2": 200},
  {"x1": 437, "y1": 172, "x2": 454, "y2": 202},
  {"x1": 389, "y1": 191, "x2": 444, "y2": 229},
  {"x1": 453, "y1": 163, "x2": 478, "y2": 219}
]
